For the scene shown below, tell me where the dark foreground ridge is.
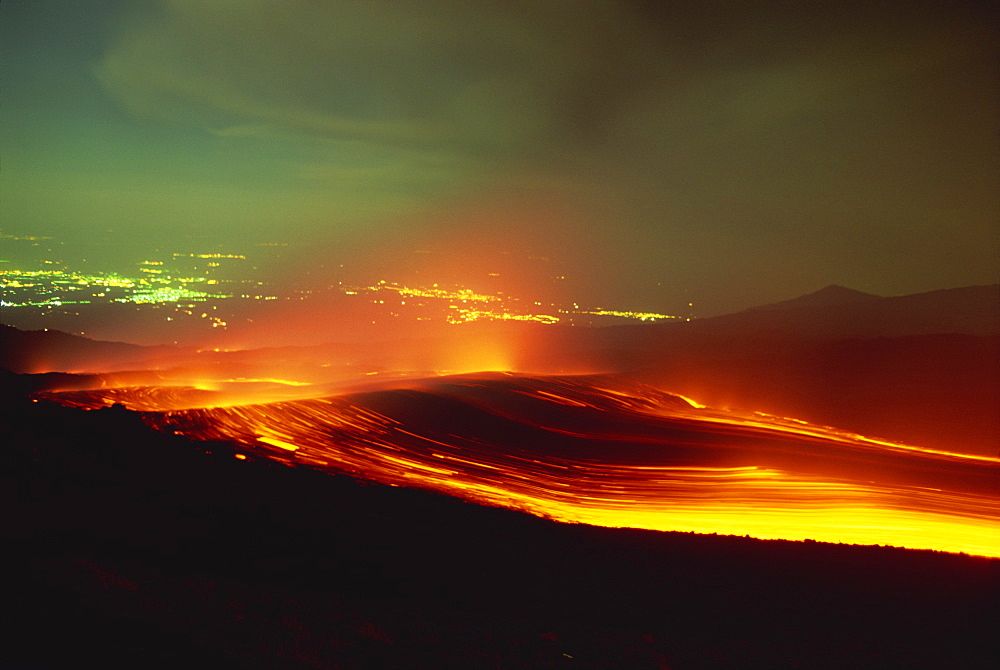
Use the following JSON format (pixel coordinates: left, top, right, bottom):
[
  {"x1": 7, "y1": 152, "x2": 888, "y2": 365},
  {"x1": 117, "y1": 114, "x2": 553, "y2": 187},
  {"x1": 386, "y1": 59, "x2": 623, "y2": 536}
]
[{"x1": 5, "y1": 382, "x2": 999, "y2": 669}]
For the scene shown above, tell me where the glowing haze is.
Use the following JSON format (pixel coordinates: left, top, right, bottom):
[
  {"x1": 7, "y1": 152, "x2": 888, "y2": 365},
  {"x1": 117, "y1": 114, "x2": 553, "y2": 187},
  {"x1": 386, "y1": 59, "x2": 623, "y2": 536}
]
[{"x1": 3, "y1": 0, "x2": 998, "y2": 317}]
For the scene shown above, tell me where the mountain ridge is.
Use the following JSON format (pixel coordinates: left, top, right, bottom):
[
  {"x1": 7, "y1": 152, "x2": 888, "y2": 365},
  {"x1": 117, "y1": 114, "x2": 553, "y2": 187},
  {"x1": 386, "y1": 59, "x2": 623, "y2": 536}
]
[
  {"x1": 743, "y1": 284, "x2": 881, "y2": 312},
  {"x1": 688, "y1": 283, "x2": 1000, "y2": 339}
]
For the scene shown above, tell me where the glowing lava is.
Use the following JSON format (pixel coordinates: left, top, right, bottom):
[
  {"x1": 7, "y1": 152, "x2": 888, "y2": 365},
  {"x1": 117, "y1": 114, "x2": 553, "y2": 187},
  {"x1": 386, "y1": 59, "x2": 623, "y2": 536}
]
[{"x1": 39, "y1": 373, "x2": 999, "y2": 557}]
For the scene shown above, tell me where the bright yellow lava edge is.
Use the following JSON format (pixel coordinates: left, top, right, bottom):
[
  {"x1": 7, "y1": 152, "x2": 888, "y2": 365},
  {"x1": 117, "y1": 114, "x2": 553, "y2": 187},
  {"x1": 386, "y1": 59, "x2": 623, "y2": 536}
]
[
  {"x1": 440, "y1": 480, "x2": 1000, "y2": 558},
  {"x1": 260, "y1": 423, "x2": 1000, "y2": 557}
]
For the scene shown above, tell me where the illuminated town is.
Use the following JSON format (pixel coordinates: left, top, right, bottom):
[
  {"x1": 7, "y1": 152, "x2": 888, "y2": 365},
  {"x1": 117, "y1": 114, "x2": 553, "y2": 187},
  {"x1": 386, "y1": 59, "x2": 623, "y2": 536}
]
[{"x1": 2, "y1": 234, "x2": 691, "y2": 340}]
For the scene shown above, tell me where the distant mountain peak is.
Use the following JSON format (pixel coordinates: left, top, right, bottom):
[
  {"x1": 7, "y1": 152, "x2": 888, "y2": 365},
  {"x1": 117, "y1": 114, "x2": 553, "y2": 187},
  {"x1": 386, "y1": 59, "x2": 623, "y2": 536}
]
[
  {"x1": 804, "y1": 284, "x2": 881, "y2": 301},
  {"x1": 748, "y1": 285, "x2": 881, "y2": 312}
]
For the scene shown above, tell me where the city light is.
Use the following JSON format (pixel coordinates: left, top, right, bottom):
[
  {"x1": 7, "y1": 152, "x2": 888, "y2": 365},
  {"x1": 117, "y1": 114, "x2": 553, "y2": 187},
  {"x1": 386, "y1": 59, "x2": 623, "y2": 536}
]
[{"x1": 2, "y1": 238, "x2": 693, "y2": 334}]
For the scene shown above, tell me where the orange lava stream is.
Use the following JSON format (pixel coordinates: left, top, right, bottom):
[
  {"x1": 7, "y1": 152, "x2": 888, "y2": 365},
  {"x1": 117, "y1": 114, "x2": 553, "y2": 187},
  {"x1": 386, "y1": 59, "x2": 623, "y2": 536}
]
[{"x1": 43, "y1": 374, "x2": 999, "y2": 557}]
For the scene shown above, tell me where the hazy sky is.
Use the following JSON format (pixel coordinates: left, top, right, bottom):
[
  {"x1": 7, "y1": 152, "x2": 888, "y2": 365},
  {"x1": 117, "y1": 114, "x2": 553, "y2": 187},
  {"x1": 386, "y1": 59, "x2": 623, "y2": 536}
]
[{"x1": 3, "y1": 0, "x2": 997, "y2": 315}]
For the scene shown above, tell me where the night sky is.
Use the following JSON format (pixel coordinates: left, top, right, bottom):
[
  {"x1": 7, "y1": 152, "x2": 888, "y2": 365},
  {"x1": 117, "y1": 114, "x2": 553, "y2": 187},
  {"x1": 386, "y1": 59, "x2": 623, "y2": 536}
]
[{"x1": 3, "y1": 0, "x2": 997, "y2": 316}]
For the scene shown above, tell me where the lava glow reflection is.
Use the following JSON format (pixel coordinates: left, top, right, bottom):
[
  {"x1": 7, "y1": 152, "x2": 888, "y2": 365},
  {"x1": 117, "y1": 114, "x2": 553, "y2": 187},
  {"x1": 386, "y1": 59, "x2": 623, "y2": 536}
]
[{"x1": 41, "y1": 373, "x2": 999, "y2": 557}]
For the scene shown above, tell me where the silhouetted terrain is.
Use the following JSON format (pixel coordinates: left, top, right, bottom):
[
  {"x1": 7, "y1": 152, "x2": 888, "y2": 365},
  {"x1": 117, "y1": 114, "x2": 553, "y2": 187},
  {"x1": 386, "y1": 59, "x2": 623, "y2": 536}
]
[
  {"x1": 0, "y1": 324, "x2": 188, "y2": 374},
  {"x1": 739, "y1": 284, "x2": 881, "y2": 311},
  {"x1": 697, "y1": 284, "x2": 1000, "y2": 338},
  {"x1": 4, "y1": 377, "x2": 999, "y2": 669}
]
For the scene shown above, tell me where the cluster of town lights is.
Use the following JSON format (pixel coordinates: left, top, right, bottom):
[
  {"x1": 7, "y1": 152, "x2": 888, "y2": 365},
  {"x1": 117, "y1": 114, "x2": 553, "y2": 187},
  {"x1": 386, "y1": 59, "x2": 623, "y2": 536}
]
[
  {"x1": 344, "y1": 281, "x2": 684, "y2": 325},
  {"x1": 4, "y1": 250, "x2": 689, "y2": 328}
]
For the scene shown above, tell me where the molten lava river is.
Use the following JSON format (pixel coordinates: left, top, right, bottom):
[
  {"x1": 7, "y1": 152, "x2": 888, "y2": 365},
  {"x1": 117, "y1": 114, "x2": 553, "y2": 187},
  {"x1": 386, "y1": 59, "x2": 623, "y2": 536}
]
[{"x1": 43, "y1": 373, "x2": 999, "y2": 557}]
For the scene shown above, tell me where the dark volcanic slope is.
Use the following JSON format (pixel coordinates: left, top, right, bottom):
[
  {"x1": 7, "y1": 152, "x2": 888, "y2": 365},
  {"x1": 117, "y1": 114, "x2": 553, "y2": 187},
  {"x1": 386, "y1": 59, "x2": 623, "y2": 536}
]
[
  {"x1": 5, "y1": 385, "x2": 999, "y2": 669},
  {"x1": 38, "y1": 372, "x2": 1000, "y2": 557}
]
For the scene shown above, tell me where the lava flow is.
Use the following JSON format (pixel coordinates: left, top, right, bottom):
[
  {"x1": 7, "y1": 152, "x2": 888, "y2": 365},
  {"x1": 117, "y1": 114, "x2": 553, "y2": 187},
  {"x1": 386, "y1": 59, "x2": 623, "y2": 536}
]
[{"x1": 40, "y1": 373, "x2": 1000, "y2": 557}]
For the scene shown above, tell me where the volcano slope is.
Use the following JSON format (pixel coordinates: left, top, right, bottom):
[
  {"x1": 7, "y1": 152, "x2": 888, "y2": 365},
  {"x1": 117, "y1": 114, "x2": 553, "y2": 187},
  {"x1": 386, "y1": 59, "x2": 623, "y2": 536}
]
[
  {"x1": 6, "y1": 371, "x2": 999, "y2": 668},
  {"x1": 39, "y1": 372, "x2": 999, "y2": 557}
]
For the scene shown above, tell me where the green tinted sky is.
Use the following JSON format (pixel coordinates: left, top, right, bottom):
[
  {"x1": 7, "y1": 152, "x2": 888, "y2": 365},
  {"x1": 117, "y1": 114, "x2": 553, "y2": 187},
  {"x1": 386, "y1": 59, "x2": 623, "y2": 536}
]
[{"x1": 3, "y1": 0, "x2": 997, "y2": 315}]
